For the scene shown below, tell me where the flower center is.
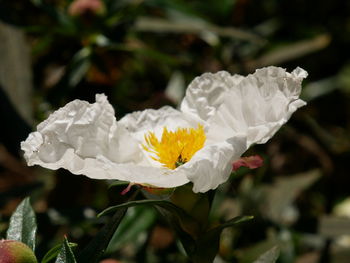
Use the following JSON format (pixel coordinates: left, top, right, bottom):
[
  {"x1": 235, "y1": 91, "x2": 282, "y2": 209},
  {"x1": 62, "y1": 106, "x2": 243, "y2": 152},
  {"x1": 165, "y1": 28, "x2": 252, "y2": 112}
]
[{"x1": 142, "y1": 124, "x2": 206, "y2": 170}]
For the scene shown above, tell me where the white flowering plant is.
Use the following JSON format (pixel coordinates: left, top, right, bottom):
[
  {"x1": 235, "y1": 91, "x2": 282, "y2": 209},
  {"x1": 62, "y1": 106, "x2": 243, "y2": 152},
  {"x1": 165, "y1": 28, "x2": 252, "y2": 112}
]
[{"x1": 21, "y1": 66, "x2": 307, "y2": 263}]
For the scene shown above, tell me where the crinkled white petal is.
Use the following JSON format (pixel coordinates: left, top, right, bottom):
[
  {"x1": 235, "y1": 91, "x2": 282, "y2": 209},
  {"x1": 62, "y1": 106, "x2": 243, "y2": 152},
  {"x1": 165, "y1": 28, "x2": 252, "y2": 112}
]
[
  {"x1": 182, "y1": 66, "x2": 307, "y2": 146},
  {"x1": 92, "y1": 157, "x2": 190, "y2": 187},
  {"x1": 181, "y1": 71, "x2": 244, "y2": 121},
  {"x1": 119, "y1": 106, "x2": 207, "y2": 166},
  {"x1": 119, "y1": 106, "x2": 203, "y2": 141},
  {"x1": 21, "y1": 94, "x2": 142, "y2": 178},
  {"x1": 118, "y1": 106, "x2": 247, "y2": 192},
  {"x1": 21, "y1": 143, "x2": 190, "y2": 187},
  {"x1": 21, "y1": 97, "x2": 192, "y2": 187},
  {"x1": 179, "y1": 135, "x2": 247, "y2": 193}
]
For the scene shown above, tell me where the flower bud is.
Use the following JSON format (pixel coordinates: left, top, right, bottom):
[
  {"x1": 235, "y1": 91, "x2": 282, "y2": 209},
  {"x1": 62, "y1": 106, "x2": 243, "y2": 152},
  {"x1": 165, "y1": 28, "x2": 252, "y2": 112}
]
[
  {"x1": 0, "y1": 240, "x2": 37, "y2": 263},
  {"x1": 68, "y1": 0, "x2": 106, "y2": 17}
]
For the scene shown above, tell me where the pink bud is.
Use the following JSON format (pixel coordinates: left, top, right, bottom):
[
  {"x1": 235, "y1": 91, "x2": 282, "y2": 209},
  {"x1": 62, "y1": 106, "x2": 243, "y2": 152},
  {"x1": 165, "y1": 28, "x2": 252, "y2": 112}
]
[
  {"x1": 232, "y1": 155, "x2": 263, "y2": 172},
  {"x1": 0, "y1": 240, "x2": 37, "y2": 263},
  {"x1": 68, "y1": 0, "x2": 105, "y2": 16}
]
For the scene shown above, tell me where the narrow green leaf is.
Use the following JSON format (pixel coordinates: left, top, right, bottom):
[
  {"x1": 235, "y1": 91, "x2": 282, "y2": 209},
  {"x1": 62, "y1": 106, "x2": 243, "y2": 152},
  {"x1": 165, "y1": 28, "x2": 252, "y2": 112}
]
[
  {"x1": 55, "y1": 237, "x2": 77, "y2": 263},
  {"x1": 170, "y1": 185, "x2": 211, "y2": 227},
  {"x1": 216, "y1": 215, "x2": 254, "y2": 231},
  {"x1": 68, "y1": 47, "x2": 92, "y2": 87},
  {"x1": 6, "y1": 197, "x2": 37, "y2": 251},
  {"x1": 98, "y1": 199, "x2": 199, "y2": 237},
  {"x1": 41, "y1": 243, "x2": 77, "y2": 263},
  {"x1": 99, "y1": 200, "x2": 187, "y2": 218},
  {"x1": 157, "y1": 207, "x2": 197, "y2": 258},
  {"x1": 191, "y1": 231, "x2": 221, "y2": 263},
  {"x1": 253, "y1": 246, "x2": 280, "y2": 263},
  {"x1": 106, "y1": 207, "x2": 157, "y2": 253},
  {"x1": 77, "y1": 208, "x2": 127, "y2": 263},
  {"x1": 190, "y1": 216, "x2": 254, "y2": 263}
]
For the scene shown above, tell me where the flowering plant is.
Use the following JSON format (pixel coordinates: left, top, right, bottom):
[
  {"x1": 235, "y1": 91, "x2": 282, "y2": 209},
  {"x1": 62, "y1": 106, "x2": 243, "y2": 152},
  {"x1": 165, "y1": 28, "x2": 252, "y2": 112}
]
[
  {"x1": 22, "y1": 66, "x2": 307, "y2": 193},
  {"x1": 21, "y1": 66, "x2": 307, "y2": 262}
]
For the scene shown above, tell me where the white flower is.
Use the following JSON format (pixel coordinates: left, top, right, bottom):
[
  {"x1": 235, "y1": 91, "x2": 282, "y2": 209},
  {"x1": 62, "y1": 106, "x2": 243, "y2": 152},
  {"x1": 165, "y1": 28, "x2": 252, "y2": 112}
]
[{"x1": 21, "y1": 66, "x2": 307, "y2": 193}]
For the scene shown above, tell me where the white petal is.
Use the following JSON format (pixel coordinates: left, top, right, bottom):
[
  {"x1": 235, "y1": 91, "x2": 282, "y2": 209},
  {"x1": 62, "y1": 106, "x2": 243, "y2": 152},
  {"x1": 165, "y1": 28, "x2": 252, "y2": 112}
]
[
  {"x1": 118, "y1": 105, "x2": 248, "y2": 192},
  {"x1": 180, "y1": 135, "x2": 247, "y2": 193},
  {"x1": 184, "y1": 67, "x2": 307, "y2": 146},
  {"x1": 21, "y1": 143, "x2": 190, "y2": 187},
  {"x1": 119, "y1": 106, "x2": 202, "y2": 141},
  {"x1": 21, "y1": 94, "x2": 142, "y2": 177},
  {"x1": 118, "y1": 103, "x2": 248, "y2": 191},
  {"x1": 180, "y1": 71, "x2": 244, "y2": 121},
  {"x1": 21, "y1": 96, "x2": 192, "y2": 188},
  {"x1": 93, "y1": 157, "x2": 190, "y2": 187}
]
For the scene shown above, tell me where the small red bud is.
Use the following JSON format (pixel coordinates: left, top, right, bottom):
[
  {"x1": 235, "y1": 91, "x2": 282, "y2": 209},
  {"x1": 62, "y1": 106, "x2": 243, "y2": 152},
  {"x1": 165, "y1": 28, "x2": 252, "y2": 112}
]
[
  {"x1": 0, "y1": 240, "x2": 37, "y2": 263},
  {"x1": 232, "y1": 155, "x2": 264, "y2": 172},
  {"x1": 68, "y1": 0, "x2": 106, "y2": 16}
]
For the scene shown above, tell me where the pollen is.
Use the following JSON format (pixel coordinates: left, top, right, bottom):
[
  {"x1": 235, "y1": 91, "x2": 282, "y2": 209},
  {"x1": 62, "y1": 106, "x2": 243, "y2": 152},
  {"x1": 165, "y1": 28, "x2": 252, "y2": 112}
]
[{"x1": 142, "y1": 124, "x2": 206, "y2": 170}]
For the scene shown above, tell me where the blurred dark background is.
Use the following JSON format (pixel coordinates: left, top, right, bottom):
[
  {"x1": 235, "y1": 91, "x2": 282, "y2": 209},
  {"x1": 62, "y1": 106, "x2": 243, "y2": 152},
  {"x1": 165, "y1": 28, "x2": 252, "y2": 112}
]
[{"x1": 1, "y1": 0, "x2": 350, "y2": 262}]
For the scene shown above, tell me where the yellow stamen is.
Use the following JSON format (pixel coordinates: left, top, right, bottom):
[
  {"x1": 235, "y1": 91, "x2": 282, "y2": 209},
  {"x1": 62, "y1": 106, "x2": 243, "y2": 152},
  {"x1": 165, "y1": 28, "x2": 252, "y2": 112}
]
[{"x1": 142, "y1": 124, "x2": 206, "y2": 170}]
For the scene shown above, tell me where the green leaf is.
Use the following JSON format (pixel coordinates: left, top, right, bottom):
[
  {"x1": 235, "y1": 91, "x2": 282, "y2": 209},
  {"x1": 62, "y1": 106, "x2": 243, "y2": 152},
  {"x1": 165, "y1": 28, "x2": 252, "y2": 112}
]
[
  {"x1": 215, "y1": 215, "x2": 254, "y2": 231},
  {"x1": 41, "y1": 242, "x2": 77, "y2": 263},
  {"x1": 68, "y1": 47, "x2": 92, "y2": 87},
  {"x1": 6, "y1": 197, "x2": 37, "y2": 251},
  {"x1": 253, "y1": 246, "x2": 280, "y2": 263},
  {"x1": 77, "y1": 208, "x2": 127, "y2": 263},
  {"x1": 98, "y1": 199, "x2": 199, "y2": 237},
  {"x1": 55, "y1": 237, "x2": 77, "y2": 263},
  {"x1": 106, "y1": 206, "x2": 157, "y2": 253},
  {"x1": 191, "y1": 230, "x2": 221, "y2": 263},
  {"x1": 170, "y1": 185, "x2": 215, "y2": 230},
  {"x1": 190, "y1": 216, "x2": 253, "y2": 263}
]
